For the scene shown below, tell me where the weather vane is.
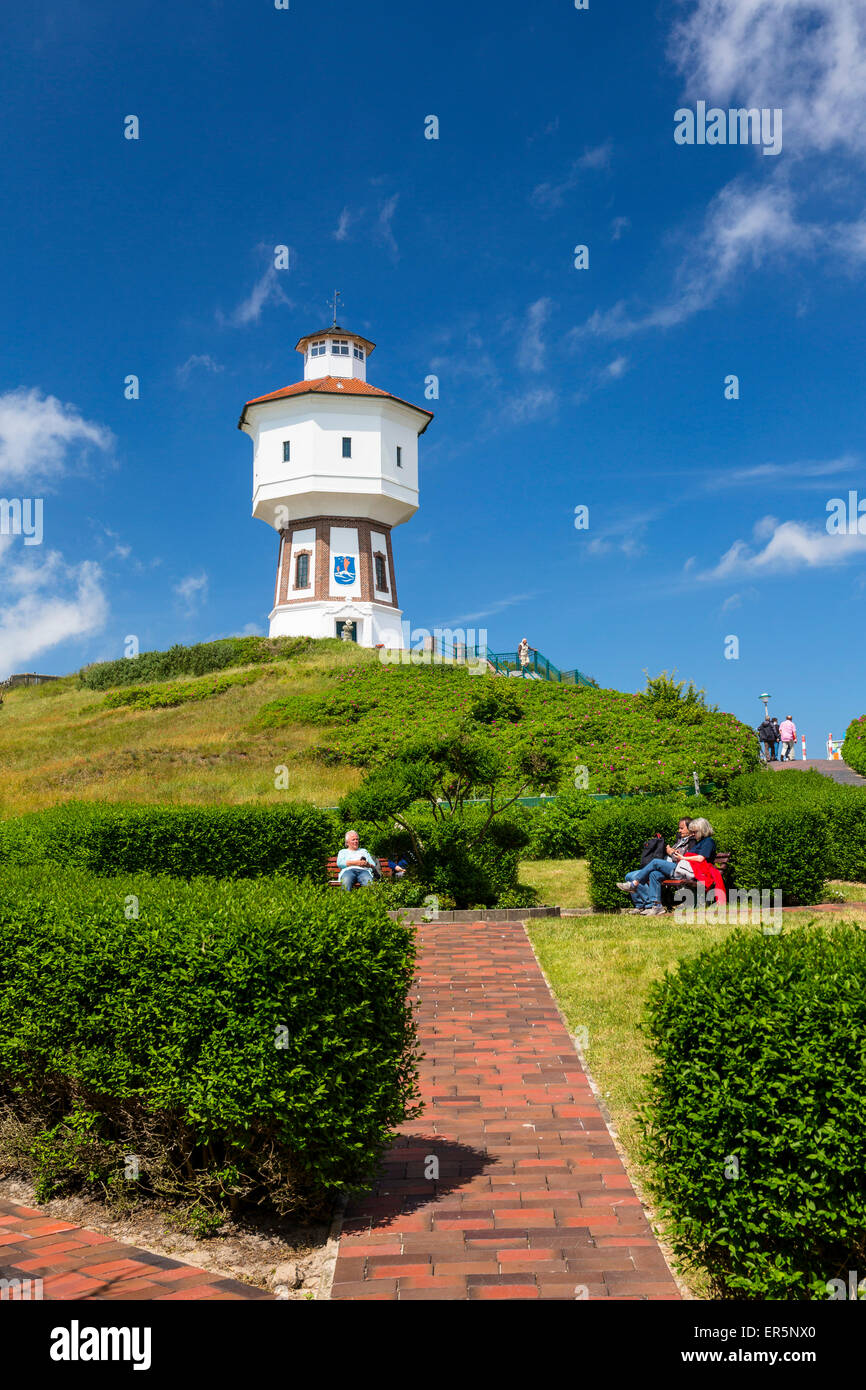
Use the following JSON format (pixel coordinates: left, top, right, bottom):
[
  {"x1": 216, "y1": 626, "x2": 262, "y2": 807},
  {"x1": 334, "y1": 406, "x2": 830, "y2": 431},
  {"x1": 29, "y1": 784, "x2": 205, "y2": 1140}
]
[{"x1": 331, "y1": 289, "x2": 342, "y2": 327}]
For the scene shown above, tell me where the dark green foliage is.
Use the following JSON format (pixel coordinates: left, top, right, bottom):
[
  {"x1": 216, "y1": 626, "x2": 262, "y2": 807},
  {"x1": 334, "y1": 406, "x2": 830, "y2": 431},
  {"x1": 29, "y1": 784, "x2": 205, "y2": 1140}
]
[
  {"x1": 642, "y1": 668, "x2": 718, "y2": 713},
  {"x1": 101, "y1": 669, "x2": 264, "y2": 710},
  {"x1": 79, "y1": 635, "x2": 316, "y2": 691},
  {"x1": 641, "y1": 924, "x2": 866, "y2": 1299},
  {"x1": 253, "y1": 661, "x2": 759, "y2": 795},
  {"x1": 0, "y1": 802, "x2": 334, "y2": 880},
  {"x1": 721, "y1": 803, "x2": 828, "y2": 905},
  {"x1": 843, "y1": 716, "x2": 866, "y2": 778},
  {"x1": 725, "y1": 771, "x2": 866, "y2": 883},
  {"x1": 523, "y1": 790, "x2": 595, "y2": 860},
  {"x1": 0, "y1": 866, "x2": 419, "y2": 1216},
  {"x1": 584, "y1": 800, "x2": 690, "y2": 911}
]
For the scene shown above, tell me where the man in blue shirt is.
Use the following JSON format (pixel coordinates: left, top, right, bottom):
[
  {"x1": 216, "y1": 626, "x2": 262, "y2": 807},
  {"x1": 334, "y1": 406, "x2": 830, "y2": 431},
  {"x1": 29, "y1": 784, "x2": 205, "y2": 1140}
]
[{"x1": 336, "y1": 829, "x2": 376, "y2": 891}]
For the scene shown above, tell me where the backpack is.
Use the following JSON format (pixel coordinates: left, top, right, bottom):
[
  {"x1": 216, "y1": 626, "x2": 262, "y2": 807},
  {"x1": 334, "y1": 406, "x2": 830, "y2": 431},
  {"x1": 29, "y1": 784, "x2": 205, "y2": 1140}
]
[{"x1": 640, "y1": 834, "x2": 666, "y2": 868}]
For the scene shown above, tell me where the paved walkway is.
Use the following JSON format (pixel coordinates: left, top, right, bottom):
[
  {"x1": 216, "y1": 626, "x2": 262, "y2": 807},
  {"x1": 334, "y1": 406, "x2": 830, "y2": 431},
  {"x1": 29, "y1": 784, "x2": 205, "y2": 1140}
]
[
  {"x1": 330, "y1": 919, "x2": 679, "y2": 1301},
  {"x1": 771, "y1": 758, "x2": 866, "y2": 787},
  {"x1": 0, "y1": 1203, "x2": 272, "y2": 1300}
]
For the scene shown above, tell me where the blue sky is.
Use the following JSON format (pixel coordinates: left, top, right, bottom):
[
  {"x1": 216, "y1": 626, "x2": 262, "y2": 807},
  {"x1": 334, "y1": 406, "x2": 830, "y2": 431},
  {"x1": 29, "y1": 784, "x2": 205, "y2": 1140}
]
[{"x1": 1, "y1": 0, "x2": 864, "y2": 750}]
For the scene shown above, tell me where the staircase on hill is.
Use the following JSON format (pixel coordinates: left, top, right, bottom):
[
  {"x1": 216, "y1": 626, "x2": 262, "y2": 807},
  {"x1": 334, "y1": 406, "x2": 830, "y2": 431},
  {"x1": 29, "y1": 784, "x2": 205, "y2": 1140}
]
[{"x1": 486, "y1": 648, "x2": 598, "y2": 687}]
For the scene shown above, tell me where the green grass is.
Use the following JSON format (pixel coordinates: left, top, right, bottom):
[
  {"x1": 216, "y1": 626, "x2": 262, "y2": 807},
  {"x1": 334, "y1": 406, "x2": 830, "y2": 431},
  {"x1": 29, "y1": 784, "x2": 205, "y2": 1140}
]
[
  {"x1": 520, "y1": 857, "x2": 591, "y2": 908},
  {"x1": 526, "y1": 904, "x2": 866, "y2": 1295}
]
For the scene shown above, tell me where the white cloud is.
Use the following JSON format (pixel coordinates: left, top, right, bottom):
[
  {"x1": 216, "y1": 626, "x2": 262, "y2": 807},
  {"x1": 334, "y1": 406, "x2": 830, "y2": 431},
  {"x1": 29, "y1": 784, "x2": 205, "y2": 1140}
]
[
  {"x1": 604, "y1": 355, "x2": 629, "y2": 380},
  {"x1": 670, "y1": 0, "x2": 866, "y2": 159},
  {"x1": 377, "y1": 195, "x2": 400, "y2": 261},
  {"x1": 573, "y1": 178, "x2": 804, "y2": 339},
  {"x1": 0, "y1": 388, "x2": 113, "y2": 489},
  {"x1": 530, "y1": 142, "x2": 612, "y2": 211},
  {"x1": 498, "y1": 387, "x2": 556, "y2": 426},
  {"x1": 611, "y1": 216, "x2": 630, "y2": 241},
  {"x1": 334, "y1": 207, "x2": 358, "y2": 241},
  {"x1": 174, "y1": 572, "x2": 208, "y2": 612},
  {"x1": 435, "y1": 593, "x2": 536, "y2": 627},
  {"x1": 699, "y1": 515, "x2": 866, "y2": 579},
  {"x1": 705, "y1": 455, "x2": 859, "y2": 489},
  {"x1": 218, "y1": 267, "x2": 293, "y2": 327},
  {"x1": 176, "y1": 354, "x2": 224, "y2": 384},
  {"x1": 0, "y1": 544, "x2": 108, "y2": 678},
  {"x1": 516, "y1": 298, "x2": 553, "y2": 373}
]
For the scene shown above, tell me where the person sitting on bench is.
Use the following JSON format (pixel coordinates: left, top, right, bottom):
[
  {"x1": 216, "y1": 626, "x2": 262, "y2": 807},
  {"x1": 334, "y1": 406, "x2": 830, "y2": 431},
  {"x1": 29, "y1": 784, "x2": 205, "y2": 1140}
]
[
  {"x1": 336, "y1": 829, "x2": 377, "y2": 891},
  {"x1": 617, "y1": 818, "x2": 693, "y2": 916}
]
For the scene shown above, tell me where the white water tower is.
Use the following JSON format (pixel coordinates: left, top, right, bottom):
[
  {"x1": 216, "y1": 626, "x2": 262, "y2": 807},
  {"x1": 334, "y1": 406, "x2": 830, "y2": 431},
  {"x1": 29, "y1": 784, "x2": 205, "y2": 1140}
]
[{"x1": 238, "y1": 311, "x2": 433, "y2": 647}]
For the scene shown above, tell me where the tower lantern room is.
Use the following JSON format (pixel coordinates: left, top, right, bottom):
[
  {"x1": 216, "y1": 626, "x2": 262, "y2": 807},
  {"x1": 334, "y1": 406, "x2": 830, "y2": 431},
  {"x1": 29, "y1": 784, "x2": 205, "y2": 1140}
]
[{"x1": 238, "y1": 316, "x2": 433, "y2": 649}]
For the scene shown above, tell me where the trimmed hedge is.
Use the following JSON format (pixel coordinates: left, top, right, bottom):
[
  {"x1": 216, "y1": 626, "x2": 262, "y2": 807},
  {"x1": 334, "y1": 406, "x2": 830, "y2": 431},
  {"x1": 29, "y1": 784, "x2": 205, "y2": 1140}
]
[
  {"x1": 584, "y1": 797, "x2": 836, "y2": 908},
  {"x1": 843, "y1": 716, "x2": 866, "y2": 778},
  {"x1": 0, "y1": 866, "x2": 419, "y2": 1216},
  {"x1": 641, "y1": 923, "x2": 866, "y2": 1299},
  {"x1": 0, "y1": 802, "x2": 335, "y2": 880},
  {"x1": 725, "y1": 771, "x2": 866, "y2": 883}
]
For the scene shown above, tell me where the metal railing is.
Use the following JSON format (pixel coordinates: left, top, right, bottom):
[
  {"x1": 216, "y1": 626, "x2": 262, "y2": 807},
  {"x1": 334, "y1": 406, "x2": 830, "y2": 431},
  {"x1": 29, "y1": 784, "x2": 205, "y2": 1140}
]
[{"x1": 486, "y1": 649, "x2": 598, "y2": 687}]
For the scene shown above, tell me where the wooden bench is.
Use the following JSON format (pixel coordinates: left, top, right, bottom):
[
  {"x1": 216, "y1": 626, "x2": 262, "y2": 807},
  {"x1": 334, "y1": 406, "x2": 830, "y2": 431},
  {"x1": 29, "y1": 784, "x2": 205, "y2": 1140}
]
[
  {"x1": 660, "y1": 850, "x2": 732, "y2": 906},
  {"x1": 326, "y1": 856, "x2": 394, "y2": 888}
]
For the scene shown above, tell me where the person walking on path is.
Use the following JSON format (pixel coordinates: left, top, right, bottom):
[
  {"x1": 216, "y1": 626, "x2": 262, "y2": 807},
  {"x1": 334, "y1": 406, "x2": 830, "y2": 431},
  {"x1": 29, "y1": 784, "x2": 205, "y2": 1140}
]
[
  {"x1": 758, "y1": 716, "x2": 776, "y2": 763},
  {"x1": 779, "y1": 715, "x2": 798, "y2": 761},
  {"x1": 771, "y1": 716, "x2": 782, "y2": 761},
  {"x1": 518, "y1": 637, "x2": 531, "y2": 677}
]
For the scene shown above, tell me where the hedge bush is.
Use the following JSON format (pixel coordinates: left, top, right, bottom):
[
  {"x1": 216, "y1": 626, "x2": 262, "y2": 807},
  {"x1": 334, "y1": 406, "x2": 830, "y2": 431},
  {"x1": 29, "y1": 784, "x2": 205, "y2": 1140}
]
[
  {"x1": 79, "y1": 634, "x2": 317, "y2": 691},
  {"x1": 725, "y1": 771, "x2": 866, "y2": 883},
  {"x1": 641, "y1": 923, "x2": 866, "y2": 1299},
  {"x1": 522, "y1": 790, "x2": 595, "y2": 860},
  {"x1": 0, "y1": 866, "x2": 419, "y2": 1217},
  {"x1": 584, "y1": 797, "x2": 834, "y2": 908},
  {"x1": 843, "y1": 716, "x2": 866, "y2": 778},
  {"x1": 0, "y1": 802, "x2": 335, "y2": 880}
]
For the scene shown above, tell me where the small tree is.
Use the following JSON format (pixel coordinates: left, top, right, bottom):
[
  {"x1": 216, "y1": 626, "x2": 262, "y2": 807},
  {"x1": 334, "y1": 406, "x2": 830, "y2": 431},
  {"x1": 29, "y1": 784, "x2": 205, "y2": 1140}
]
[
  {"x1": 642, "y1": 669, "x2": 717, "y2": 713},
  {"x1": 339, "y1": 732, "x2": 563, "y2": 870}
]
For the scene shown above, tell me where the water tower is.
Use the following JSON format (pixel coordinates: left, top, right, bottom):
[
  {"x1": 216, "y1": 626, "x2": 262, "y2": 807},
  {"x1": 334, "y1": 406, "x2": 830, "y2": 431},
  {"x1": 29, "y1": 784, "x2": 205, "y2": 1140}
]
[{"x1": 238, "y1": 307, "x2": 433, "y2": 647}]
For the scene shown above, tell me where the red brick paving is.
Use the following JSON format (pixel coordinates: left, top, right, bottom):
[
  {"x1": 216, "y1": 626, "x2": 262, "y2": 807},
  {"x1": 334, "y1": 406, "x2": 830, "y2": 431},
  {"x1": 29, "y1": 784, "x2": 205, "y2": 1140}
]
[
  {"x1": 330, "y1": 919, "x2": 680, "y2": 1301},
  {"x1": 0, "y1": 1204, "x2": 272, "y2": 1301}
]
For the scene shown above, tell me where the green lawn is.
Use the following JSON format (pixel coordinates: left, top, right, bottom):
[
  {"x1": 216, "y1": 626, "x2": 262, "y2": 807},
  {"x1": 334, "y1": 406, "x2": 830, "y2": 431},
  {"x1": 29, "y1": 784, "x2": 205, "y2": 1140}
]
[{"x1": 520, "y1": 857, "x2": 591, "y2": 907}]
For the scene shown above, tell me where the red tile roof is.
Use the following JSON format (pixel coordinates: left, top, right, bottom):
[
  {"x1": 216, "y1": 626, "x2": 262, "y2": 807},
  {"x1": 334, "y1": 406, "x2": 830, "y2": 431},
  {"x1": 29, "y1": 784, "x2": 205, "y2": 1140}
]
[{"x1": 239, "y1": 376, "x2": 434, "y2": 432}]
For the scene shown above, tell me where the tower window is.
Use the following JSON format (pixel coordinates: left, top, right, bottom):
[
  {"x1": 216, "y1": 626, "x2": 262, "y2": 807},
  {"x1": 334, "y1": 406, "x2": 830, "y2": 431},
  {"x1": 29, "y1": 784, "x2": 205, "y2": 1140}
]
[
  {"x1": 331, "y1": 339, "x2": 350, "y2": 356},
  {"x1": 342, "y1": 437, "x2": 352, "y2": 458},
  {"x1": 282, "y1": 440, "x2": 291, "y2": 463},
  {"x1": 353, "y1": 344, "x2": 365, "y2": 361},
  {"x1": 374, "y1": 554, "x2": 388, "y2": 592},
  {"x1": 310, "y1": 340, "x2": 326, "y2": 357},
  {"x1": 295, "y1": 553, "x2": 310, "y2": 589},
  {"x1": 396, "y1": 446, "x2": 403, "y2": 468}
]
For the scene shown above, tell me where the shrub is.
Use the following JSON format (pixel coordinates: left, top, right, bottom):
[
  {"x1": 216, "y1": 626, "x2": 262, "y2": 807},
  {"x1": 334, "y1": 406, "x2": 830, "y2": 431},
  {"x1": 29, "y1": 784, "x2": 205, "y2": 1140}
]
[
  {"x1": 641, "y1": 923, "x2": 866, "y2": 1299},
  {"x1": 0, "y1": 802, "x2": 334, "y2": 880},
  {"x1": 523, "y1": 790, "x2": 595, "y2": 860},
  {"x1": 584, "y1": 800, "x2": 688, "y2": 911},
  {"x1": 101, "y1": 668, "x2": 265, "y2": 710},
  {"x1": 0, "y1": 866, "x2": 419, "y2": 1217},
  {"x1": 253, "y1": 661, "x2": 759, "y2": 796},
  {"x1": 725, "y1": 771, "x2": 866, "y2": 884},
  {"x1": 79, "y1": 635, "x2": 315, "y2": 691},
  {"x1": 843, "y1": 716, "x2": 866, "y2": 778},
  {"x1": 721, "y1": 803, "x2": 828, "y2": 905}
]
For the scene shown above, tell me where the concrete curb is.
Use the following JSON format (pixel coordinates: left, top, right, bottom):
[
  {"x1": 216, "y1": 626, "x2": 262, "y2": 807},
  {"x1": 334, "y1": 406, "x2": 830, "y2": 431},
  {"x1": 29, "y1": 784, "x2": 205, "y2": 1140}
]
[{"x1": 387, "y1": 905, "x2": 561, "y2": 923}]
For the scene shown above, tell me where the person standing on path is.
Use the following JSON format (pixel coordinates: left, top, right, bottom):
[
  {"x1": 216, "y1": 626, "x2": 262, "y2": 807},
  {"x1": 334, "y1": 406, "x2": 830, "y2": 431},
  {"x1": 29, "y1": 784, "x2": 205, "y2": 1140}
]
[
  {"x1": 779, "y1": 715, "x2": 798, "y2": 761},
  {"x1": 518, "y1": 637, "x2": 531, "y2": 677},
  {"x1": 758, "y1": 716, "x2": 776, "y2": 762},
  {"x1": 771, "y1": 716, "x2": 782, "y2": 761}
]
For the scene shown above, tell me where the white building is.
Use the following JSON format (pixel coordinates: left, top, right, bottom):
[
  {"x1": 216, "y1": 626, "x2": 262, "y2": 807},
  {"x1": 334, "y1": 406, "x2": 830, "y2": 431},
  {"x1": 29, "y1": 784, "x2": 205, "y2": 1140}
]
[{"x1": 238, "y1": 321, "x2": 433, "y2": 647}]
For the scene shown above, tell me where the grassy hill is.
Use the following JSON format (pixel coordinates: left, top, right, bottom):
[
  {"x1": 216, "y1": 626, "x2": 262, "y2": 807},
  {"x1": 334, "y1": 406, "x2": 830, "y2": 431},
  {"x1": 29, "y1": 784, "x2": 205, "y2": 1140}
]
[{"x1": 0, "y1": 639, "x2": 760, "y2": 817}]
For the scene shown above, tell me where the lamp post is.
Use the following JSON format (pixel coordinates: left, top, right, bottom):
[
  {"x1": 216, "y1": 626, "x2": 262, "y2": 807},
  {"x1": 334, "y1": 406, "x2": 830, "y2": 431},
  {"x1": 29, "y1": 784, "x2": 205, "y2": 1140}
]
[{"x1": 760, "y1": 692, "x2": 771, "y2": 721}]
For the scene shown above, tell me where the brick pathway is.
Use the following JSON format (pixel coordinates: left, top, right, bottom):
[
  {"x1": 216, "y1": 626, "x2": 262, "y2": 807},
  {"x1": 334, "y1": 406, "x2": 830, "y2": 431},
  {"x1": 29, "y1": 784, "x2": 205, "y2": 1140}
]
[
  {"x1": 0, "y1": 1204, "x2": 272, "y2": 1300},
  {"x1": 772, "y1": 758, "x2": 866, "y2": 787},
  {"x1": 330, "y1": 919, "x2": 679, "y2": 1300}
]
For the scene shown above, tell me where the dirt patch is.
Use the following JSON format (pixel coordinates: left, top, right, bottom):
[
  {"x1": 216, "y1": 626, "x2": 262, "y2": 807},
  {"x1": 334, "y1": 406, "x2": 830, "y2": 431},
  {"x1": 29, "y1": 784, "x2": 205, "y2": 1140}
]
[{"x1": 0, "y1": 1174, "x2": 337, "y2": 1299}]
